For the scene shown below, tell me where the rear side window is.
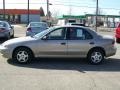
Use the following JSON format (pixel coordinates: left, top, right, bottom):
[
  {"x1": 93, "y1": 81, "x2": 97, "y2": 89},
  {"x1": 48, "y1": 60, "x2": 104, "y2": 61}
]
[{"x1": 68, "y1": 27, "x2": 93, "y2": 40}]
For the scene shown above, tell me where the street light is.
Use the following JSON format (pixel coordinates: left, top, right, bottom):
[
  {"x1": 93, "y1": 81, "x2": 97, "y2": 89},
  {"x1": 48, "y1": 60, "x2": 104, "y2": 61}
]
[{"x1": 3, "y1": 0, "x2": 5, "y2": 20}]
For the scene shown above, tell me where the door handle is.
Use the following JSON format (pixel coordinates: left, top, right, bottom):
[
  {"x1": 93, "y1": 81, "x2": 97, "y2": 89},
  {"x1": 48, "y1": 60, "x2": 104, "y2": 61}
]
[
  {"x1": 89, "y1": 42, "x2": 94, "y2": 45},
  {"x1": 61, "y1": 42, "x2": 66, "y2": 45}
]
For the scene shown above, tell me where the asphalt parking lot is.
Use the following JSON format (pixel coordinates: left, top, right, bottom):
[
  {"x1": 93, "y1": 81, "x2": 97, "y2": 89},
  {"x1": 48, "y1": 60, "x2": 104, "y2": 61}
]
[{"x1": 0, "y1": 25, "x2": 120, "y2": 90}]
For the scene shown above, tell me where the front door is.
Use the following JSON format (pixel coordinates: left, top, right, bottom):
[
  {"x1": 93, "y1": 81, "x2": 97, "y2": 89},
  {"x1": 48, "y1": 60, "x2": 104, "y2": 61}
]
[{"x1": 37, "y1": 27, "x2": 67, "y2": 57}]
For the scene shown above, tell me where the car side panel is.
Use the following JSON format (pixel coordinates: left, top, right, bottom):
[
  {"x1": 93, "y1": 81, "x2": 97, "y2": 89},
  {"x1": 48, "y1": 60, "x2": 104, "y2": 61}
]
[{"x1": 67, "y1": 40, "x2": 95, "y2": 57}]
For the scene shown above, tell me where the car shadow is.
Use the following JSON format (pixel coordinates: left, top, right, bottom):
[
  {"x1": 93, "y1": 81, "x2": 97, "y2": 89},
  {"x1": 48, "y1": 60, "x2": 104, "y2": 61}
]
[{"x1": 7, "y1": 58, "x2": 120, "y2": 73}]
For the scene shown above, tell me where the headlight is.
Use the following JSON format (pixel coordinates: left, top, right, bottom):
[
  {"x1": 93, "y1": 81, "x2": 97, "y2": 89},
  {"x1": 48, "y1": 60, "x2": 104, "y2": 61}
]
[
  {"x1": 4, "y1": 45, "x2": 9, "y2": 48},
  {"x1": 1, "y1": 44, "x2": 9, "y2": 48}
]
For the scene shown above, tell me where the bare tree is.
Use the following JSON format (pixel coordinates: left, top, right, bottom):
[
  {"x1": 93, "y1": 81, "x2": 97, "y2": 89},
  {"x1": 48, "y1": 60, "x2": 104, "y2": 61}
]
[
  {"x1": 40, "y1": 7, "x2": 45, "y2": 16},
  {"x1": 52, "y1": 9, "x2": 60, "y2": 18}
]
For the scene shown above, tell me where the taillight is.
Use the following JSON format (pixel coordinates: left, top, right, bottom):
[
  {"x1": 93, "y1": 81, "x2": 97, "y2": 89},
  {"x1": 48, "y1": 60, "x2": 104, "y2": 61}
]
[
  {"x1": 0, "y1": 28, "x2": 5, "y2": 32},
  {"x1": 27, "y1": 28, "x2": 32, "y2": 32}
]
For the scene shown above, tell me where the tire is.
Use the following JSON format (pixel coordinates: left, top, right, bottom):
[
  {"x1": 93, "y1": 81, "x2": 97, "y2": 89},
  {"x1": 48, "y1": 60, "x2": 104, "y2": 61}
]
[
  {"x1": 11, "y1": 33, "x2": 14, "y2": 38},
  {"x1": 87, "y1": 49, "x2": 104, "y2": 65},
  {"x1": 116, "y1": 38, "x2": 120, "y2": 43},
  {"x1": 13, "y1": 47, "x2": 33, "y2": 64},
  {"x1": 6, "y1": 33, "x2": 11, "y2": 40}
]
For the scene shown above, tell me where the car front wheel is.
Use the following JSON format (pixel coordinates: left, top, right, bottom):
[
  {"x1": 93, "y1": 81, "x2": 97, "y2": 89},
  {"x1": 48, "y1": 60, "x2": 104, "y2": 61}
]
[
  {"x1": 87, "y1": 49, "x2": 104, "y2": 65},
  {"x1": 13, "y1": 47, "x2": 33, "y2": 64}
]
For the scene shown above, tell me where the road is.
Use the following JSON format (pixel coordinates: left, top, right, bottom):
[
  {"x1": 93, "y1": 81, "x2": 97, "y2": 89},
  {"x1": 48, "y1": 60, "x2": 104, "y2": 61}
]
[{"x1": 0, "y1": 25, "x2": 120, "y2": 90}]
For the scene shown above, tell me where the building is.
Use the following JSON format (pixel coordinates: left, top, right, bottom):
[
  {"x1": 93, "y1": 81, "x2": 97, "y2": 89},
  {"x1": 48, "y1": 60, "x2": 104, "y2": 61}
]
[
  {"x1": 57, "y1": 15, "x2": 86, "y2": 26},
  {"x1": 58, "y1": 14, "x2": 120, "y2": 28},
  {"x1": 0, "y1": 9, "x2": 41, "y2": 23},
  {"x1": 86, "y1": 14, "x2": 120, "y2": 28}
]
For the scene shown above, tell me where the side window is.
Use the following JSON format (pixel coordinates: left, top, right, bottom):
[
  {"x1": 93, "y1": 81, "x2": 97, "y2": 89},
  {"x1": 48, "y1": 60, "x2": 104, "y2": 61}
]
[
  {"x1": 69, "y1": 27, "x2": 93, "y2": 40},
  {"x1": 47, "y1": 28, "x2": 66, "y2": 40},
  {"x1": 84, "y1": 30, "x2": 93, "y2": 39}
]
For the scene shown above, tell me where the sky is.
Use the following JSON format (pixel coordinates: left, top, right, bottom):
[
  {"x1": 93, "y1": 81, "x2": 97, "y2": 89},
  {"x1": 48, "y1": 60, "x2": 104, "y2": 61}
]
[{"x1": 0, "y1": 0, "x2": 120, "y2": 17}]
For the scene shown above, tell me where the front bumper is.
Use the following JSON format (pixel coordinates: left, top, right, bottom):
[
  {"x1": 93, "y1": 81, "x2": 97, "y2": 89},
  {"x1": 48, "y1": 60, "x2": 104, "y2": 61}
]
[
  {"x1": 0, "y1": 45, "x2": 11, "y2": 58},
  {"x1": 26, "y1": 31, "x2": 36, "y2": 36}
]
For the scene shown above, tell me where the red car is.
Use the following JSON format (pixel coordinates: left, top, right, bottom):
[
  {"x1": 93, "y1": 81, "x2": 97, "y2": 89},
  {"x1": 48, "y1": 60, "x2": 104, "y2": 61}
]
[{"x1": 115, "y1": 23, "x2": 120, "y2": 43}]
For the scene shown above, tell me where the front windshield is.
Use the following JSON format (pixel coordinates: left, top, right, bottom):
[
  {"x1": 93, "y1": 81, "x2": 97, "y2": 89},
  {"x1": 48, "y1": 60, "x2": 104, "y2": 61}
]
[{"x1": 33, "y1": 27, "x2": 55, "y2": 39}]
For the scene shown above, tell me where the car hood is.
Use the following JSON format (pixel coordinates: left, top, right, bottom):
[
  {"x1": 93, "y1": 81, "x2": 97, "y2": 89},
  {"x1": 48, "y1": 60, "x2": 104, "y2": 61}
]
[{"x1": 2, "y1": 36, "x2": 35, "y2": 46}]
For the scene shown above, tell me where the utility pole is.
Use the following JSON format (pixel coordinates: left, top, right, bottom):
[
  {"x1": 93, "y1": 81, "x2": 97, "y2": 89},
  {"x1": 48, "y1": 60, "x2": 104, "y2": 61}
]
[
  {"x1": 47, "y1": 0, "x2": 49, "y2": 20},
  {"x1": 27, "y1": 0, "x2": 30, "y2": 24},
  {"x1": 3, "y1": 0, "x2": 5, "y2": 20},
  {"x1": 95, "y1": 0, "x2": 98, "y2": 32}
]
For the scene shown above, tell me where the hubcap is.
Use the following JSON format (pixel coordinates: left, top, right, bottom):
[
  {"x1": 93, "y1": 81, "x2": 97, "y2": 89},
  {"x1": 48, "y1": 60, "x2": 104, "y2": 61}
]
[
  {"x1": 17, "y1": 51, "x2": 29, "y2": 62},
  {"x1": 91, "y1": 52, "x2": 102, "y2": 63}
]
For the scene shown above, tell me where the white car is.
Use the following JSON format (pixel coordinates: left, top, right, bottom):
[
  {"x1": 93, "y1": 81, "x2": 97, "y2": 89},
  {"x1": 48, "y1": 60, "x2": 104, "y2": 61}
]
[
  {"x1": 26, "y1": 22, "x2": 48, "y2": 36},
  {"x1": 0, "y1": 26, "x2": 117, "y2": 64},
  {"x1": 0, "y1": 21, "x2": 14, "y2": 39}
]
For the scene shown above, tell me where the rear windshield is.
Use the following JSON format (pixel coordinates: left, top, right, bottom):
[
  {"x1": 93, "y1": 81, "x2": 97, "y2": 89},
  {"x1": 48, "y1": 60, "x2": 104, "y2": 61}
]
[
  {"x1": 30, "y1": 22, "x2": 48, "y2": 27},
  {"x1": 0, "y1": 22, "x2": 6, "y2": 27}
]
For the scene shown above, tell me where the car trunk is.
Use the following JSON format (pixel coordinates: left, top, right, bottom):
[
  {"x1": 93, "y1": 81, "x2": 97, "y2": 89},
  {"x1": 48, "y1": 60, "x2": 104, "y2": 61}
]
[
  {"x1": 31, "y1": 27, "x2": 46, "y2": 34},
  {"x1": 0, "y1": 27, "x2": 6, "y2": 33}
]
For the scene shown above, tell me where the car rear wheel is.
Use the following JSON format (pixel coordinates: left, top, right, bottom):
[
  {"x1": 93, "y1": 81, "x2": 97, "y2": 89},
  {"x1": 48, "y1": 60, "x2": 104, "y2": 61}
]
[
  {"x1": 87, "y1": 49, "x2": 104, "y2": 65},
  {"x1": 13, "y1": 47, "x2": 33, "y2": 64},
  {"x1": 11, "y1": 32, "x2": 14, "y2": 38},
  {"x1": 6, "y1": 33, "x2": 11, "y2": 40}
]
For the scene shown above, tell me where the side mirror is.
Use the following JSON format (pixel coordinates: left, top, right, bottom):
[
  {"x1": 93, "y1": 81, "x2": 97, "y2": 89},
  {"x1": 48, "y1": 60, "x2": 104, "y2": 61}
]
[
  {"x1": 46, "y1": 27, "x2": 49, "y2": 29},
  {"x1": 42, "y1": 36, "x2": 48, "y2": 40}
]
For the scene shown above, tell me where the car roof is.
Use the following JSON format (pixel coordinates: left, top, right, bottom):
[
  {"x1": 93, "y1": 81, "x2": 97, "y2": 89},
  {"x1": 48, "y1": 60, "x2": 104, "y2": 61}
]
[{"x1": 54, "y1": 25, "x2": 87, "y2": 29}]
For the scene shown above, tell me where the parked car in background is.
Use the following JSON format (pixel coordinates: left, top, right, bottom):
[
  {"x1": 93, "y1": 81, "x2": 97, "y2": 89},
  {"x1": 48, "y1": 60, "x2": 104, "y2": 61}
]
[
  {"x1": 67, "y1": 23, "x2": 85, "y2": 26},
  {"x1": 0, "y1": 26, "x2": 116, "y2": 64},
  {"x1": 26, "y1": 22, "x2": 48, "y2": 36},
  {"x1": 0, "y1": 21, "x2": 14, "y2": 39},
  {"x1": 115, "y1": 23, "x2": 120, "y2": 43}
]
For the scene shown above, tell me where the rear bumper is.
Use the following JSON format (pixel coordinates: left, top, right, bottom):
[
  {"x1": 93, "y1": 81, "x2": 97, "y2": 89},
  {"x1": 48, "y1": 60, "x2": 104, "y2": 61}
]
[
  {"x1": 0, "y1": 31, "x2": 9, "y2": 38},
  {"x1": 106, "y1": 46, "x2": 117, "y2": 57},
  {"x1": 115, "y1": 34, "x2": 120, "y2": 38}
]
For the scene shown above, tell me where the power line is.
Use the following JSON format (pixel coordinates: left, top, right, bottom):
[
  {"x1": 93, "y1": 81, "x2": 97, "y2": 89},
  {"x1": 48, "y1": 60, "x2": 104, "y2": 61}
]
[{"x1": 0, "y1": 2, "x2": 120, "y2": 11}]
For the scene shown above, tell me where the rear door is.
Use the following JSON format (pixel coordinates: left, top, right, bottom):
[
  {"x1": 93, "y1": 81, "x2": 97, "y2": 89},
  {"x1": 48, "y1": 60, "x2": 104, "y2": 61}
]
[{"x1": 67, "y1": 27, "x2": 94, "y2": 57}]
